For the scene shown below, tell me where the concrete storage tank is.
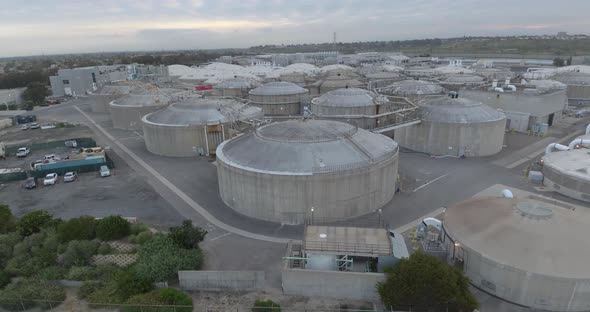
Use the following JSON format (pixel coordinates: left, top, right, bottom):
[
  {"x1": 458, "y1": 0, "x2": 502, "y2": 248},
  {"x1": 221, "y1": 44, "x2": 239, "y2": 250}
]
[
  {"x1": 88, "y1": 85, "x2": 134, "y2": 113},
  {"x1": 377, "y1": 79, "x2": 444, "y2": 100},
  {"x1": 442, "y1": 196, "x2": 590, "y2": 311},
  {"x1": 248, "y1": 81, "x2": 309, "y2": 116},
  {"x1": 216, "y1": 119, "x2": 399, "y2": 224},
  {"x1": 542, "y1": 140, "x2": 590, "y2": 202},
  {"x1": 311, "y1": 88, "x2": 377, "y2": 129},
  {"x1": 314, "y1": 73, "x2": 364, "y2": 95},
  {"x1": 110, "y1": 93, "x2": 171, "y2": 130},
  {"x1": 442, "y1": 74, "x2": 485, "y2": 89},
  {"x1": 551, "y1": 72, "x2": 590, "y2": 107},
  {"x1": 212, "y1": 78, "x2": 253, "y2": 98},
  {"x1": 395, "y1": 96, "x2": 506, "y2": 157},
  {"x1": 142, "y1": 98, "x2": 263, "y2": 157}
]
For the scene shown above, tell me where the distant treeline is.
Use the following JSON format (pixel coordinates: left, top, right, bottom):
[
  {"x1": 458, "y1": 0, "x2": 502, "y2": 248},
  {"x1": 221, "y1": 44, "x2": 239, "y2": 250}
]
[
  {"x1": 0, "y1": 71, "x2": 50, "y2": 89},
  {"x1": 249, "y1": 39, "x2": 443, "y2": 54}
]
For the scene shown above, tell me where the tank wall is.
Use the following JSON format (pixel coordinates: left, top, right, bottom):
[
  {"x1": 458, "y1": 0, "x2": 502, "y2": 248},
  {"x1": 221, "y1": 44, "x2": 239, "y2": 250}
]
[
  {"x1": 249, "y1": 93, "x2": 306, "y2": 115},
  {"x1": 110, "y1": 105, "x2": 165, "y2": 130},
  {"x1": 90, "y1": 94, "x2": 121, "y2": 113},
  {"x1": 395, "y1": 120, "x2": 506, "y2": 157},
  {"x1": 543, "y1": 164, "x2": 590, "y2": 202},
  {"x1": 143, "y1": 123, "x2": 209, "y2": 157},
  {"x1": 460, "y1": 244, "x2": 590, "y2": 311},
  {"x1": 311, "y1": 105, "x2": 377, "y2": 129},
  {"x1": 213, "y1": 88, "x2": 248, "y2": 98},
  {"x1": 567, "y1": 85, "x2": 590, "y2": 101},
  {"x1": 217, "y1": 153, "x2": 398, "y2": 224}
]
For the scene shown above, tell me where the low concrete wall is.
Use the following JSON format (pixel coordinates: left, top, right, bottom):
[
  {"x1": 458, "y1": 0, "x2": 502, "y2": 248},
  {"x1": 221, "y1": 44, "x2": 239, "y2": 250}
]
[
  {"x1": 178, "y1": 271, "x2": 265, "y2": 291},
  {"x1": 0, "y1": 118, "x2": 13, "y2": 130},
  {"x1": 282, "y1": 268, "x2": 385, "y2": 301}
]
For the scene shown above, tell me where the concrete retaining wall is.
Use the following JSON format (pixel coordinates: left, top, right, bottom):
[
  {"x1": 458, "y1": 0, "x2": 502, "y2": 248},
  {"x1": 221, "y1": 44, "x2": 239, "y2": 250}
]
[
  {"x1": 178, "y1": 271, "x2": 265, "y2": 291},
  {"x1": 282, "y1": 268, "x2": 385, "y2": 301}
]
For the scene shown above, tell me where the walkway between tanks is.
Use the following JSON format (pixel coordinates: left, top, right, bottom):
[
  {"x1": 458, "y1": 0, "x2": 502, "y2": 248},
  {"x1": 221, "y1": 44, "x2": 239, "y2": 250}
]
[{"x1": 74, "y1": 105, "x2": 293, "y2": 244}]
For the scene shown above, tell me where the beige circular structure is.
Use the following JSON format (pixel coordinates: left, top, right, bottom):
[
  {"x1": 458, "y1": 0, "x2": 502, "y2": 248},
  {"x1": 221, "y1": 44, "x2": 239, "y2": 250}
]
[
  {"x1": 314, "y1": 74, "x2": 364, "y2": 95},
  {"x1": 110, "y1": 94, "x2": 171, "y2": 130},
  {"x1": 216, "y1": 119, "x2": 399, "y2": 224},
  {"x1": 311, "y1": 88, "x2": 378, "y2": 129},
  {"x1": 88, "y1": 85, "x2": 135, "y2": 113},
  {"x1": 212, "y1": 78, "x2": 253, "y2": 98},
  {"x1": 249, "y1": 81, "x2": 309, "y2": 116},
  {"x1": 542, "y1": 147, "x2": 590, "y2": 202},
  {"x1": 142, "y1": 98, "x2": 263, "y2": 157},
  {"x1": 443, "y1": 196, "x2": 590, "y2": 311},
  {"x1": 551, "y1": 72, "x2": 590, "y2": 107},
  {"x1": 395, "y1": 96, "x2": 506, "y2": 157}
]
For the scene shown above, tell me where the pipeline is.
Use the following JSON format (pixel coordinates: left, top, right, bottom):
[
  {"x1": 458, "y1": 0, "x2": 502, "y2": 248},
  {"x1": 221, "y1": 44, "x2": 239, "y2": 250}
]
[
  {"x1": 586, "y1": 123, "x2": 590, "y2": 135},
  {"x1": 501, "y1": 189, "x2": 514, "y2": 198},
  {"x1": 544, "y1": 143, "x2": 569, "y2": 155},
  {"x1": 568, "y1": 138, "x2": 590, "y2": 150}
]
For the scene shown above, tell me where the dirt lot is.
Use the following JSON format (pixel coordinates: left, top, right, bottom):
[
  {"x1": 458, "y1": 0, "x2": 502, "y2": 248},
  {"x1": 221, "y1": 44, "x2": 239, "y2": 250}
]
[{"x1": 0, "y1": 124, "x2": 185, "y2": 230}]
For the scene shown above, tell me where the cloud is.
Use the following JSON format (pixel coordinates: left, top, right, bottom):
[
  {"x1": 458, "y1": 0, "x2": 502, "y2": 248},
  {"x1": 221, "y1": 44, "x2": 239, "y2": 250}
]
[{"x1": 0, "y1": 0, "x2": 589, "y2": 56}]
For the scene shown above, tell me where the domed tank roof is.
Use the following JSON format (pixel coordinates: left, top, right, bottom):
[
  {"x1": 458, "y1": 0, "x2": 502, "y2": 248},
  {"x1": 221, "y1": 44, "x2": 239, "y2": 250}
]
[
  {"x1": 420, "y1": 96, "x2": 506, "y2": 123},
  {"x1": 444, "y1": 196, "x2": 590, "y2": 278},
  {"x1": 214, "y1": 78, "x2": 252, "y2": 89},
  {"x1": 444, "y1": 74, "x2": 485, "y2": 83},
  {"x1": 143, "y1": 98, "x2": 262, "y2": 126},
  {"x1": 387, "y1": 80, "x2": 444, "y2": 95},
  {"x1": 110, "y1": 93, "x2": 172, "y2": 108},
  {"x1": 249, "y1": 81, "x2": 308, "y2": 96},
  {"x1": 551, "y1": 72, "x2": 590, "y2": 85},
  {"x1": 312, "y1": 88, "x2": 375, "y2": 108},
  {"x1": 216, "y1": 119, "x2": 398, "y2": 174},
  {"x1": 318, "y1": 74, "x2": 364, "y2": 89}
]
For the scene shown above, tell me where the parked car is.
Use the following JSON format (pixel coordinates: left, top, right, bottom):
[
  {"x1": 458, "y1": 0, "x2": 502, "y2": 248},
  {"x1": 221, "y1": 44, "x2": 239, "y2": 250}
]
[
  {"x1": 29, "y1": 123, "x2": 40, "y2": 129},
  {"x1": 43, "y1": 173, "x2": 58, "y2": 186},
  {"x1": 20, "y1": 124, "x2": 30, "y2": 130},
  {"x1": 63, "y1": 172, "x2": 77, "y2": 182},
  {"x1": 99, "y1": 165, "x2": 110, "y2": 177},
  {"x1": 24, "y1": 177, "x2": 37, "y2": 189},
  {"x1": 43, "y1": 154, "x2": 61, "y2": 161},
  {"x1": 16, "y1": 147, "x2": 30, "y2": 158}
]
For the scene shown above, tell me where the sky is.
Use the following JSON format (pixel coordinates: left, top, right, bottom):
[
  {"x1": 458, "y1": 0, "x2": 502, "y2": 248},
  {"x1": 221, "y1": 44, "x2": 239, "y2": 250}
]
[{"x1": 1, "y1": 0, "x2": 589, "y2": 57}]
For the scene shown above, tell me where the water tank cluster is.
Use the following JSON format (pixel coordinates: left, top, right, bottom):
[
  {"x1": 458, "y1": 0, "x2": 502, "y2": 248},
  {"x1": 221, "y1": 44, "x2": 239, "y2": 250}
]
[{"x1": 248, "y1": 81, "x2": 309, "y2": 116}]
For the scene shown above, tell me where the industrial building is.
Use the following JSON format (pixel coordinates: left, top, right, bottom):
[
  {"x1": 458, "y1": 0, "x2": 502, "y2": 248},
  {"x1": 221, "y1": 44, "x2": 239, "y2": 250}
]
[
  {"x1": 395, "y1": 96, "x2": 506, "y2": 157},
  {"x1": 442, "y1": 196, "x2": 590, "y2": 311},
  {"x1": 109, "y1": 93, "x2": 172, "y2": 130},
  {"x1": 248, "y1": 81, "x2": 309, "y2": 115},
  {"x1": 215, "y1": 119, "x2": 399, "y2": 224},
  {"x1": 542, "y1": 135, "x2": 590, "y2": 202},
  {"x1": 551, "y1": 71, "x2": 590, "y2": 107},
  {"x1": 461, "y1": 80, "x2": 567, "y2": 133},
  {"x1": 212, "y1": 78, "x2": 253, "y2": 98},
  {"x1": 0, "y1": 88, "x2": 25, "y2": 108},
  {"x1": 310, "y1": 87, "x2": 419, "y2": 130},
  {"x1": 311, "y1": 73, "x2": 364, "y2": 95},
  {"x1": 142, "y1": 98, "x2": 263, "y2": 157},
  {"x1": 49, "y1": 65, "x2": 128, "y2": 97},
  {"x1": 282, "y1": 225, "x2": 408, "y2": 300}
]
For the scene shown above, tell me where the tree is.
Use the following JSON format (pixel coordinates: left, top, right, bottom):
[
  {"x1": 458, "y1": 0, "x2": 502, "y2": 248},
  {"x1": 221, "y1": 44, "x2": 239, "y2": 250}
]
[
  {"x1": 96, "y1": 216, "x2": 130, "y2": 241},
  {"x1": 0, "y1": 205, "x2": 16, "y2": 234},
  {"x1": 17, "y1": 210, "x2": 54, "y2": 236},
  {"x1": 57, "y1": 216, "x2": 97, "y2": 242},
  {"x1": 553, "y1": 57, "x2": 565, "y2": 67},
  {"x1": 377, "y1": 252, "x2": 478, "y2": 312},
  {"x1": 168, "y1": 220, "x2": 207, "y2": 249},
  {"x1": 22, "y1": 82, "x2": 50, "y2": 106}
]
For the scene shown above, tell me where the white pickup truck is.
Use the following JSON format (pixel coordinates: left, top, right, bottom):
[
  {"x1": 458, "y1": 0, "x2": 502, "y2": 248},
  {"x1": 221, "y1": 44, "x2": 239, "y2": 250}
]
[{"x1": 16, "y1": 147, "x2": 31, "y2": 158}]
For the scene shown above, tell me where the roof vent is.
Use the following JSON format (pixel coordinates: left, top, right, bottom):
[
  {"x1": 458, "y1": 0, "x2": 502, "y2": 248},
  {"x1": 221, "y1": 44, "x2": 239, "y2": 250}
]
[{"x1": 515, "y1": 201, "x2": 553, "y2": 220}]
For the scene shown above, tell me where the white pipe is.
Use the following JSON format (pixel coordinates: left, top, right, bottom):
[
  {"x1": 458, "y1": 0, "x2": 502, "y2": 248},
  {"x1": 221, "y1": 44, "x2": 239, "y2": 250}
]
[
  {"x1": 586, "y1": 124, "x2": 590, "y2": 135},
  {"x1": 545, "y1": 143, "x2": 570, "y2": 155},
  {"x1": 507, "y1": 84, "x2": 517, "y2": 91},
  {"x1": 494, "y1": 87, "x2": 504, "y2": 93},
  {"x1": 421, "y1": 217, "x2": 442, "y2": 231},
  {"x1": 568, "y1": 139, "x2": 590, "y2": 150},
  {"x1": 501, "y1": 189, "x2": 514, "y2": 198}
]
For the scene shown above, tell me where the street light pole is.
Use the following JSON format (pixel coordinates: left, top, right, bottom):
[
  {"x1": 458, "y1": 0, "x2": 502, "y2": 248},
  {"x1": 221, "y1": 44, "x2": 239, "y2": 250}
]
[
  {"x1": 310, "y1": 207, "x2": 315, "y2": 225},
  {"x1": 378, "y1": 208, "x2": 382, "y2": 226}
]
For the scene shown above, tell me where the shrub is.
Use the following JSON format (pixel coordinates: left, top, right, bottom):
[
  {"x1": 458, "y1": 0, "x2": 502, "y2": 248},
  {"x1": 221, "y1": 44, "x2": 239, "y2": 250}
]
[
  {"x1": 35, "y1": 266, "x2": 67, "y2": 280},
  {"x1": 97, "y1": 243, "x2": 113, "y2": 255},
  {"x1": 0, "y1": 279, "x2": 66, "y2": 311},
  {"x1": 252, "y1": 300, "x2": 281, "y2": 312},
  {"x1": 168, "y1": 220, "x2": 207, "y2": 249},
  {"x1": 17, "y1": 210, "x2": 54, "y2": 236},
  {"x1": 0, "y1": 233, "x2": 22, "y2": 267},
  {"x1": 113, "y1": 270, "x2": 153, "y2": 300},
  {"x1": 96, "y1": 216, "x2": 130, "y2": 241},
  {"x1": 129, "y1": 223, "x2": 149, "y2": 235},
  {"x1": 57, "y1": 216, "x2": 97, "y2": 242},
  {"x1": 78, "y1": 281, "x2": 102, "y2": 299},
  {"x1": 130, "y1": 231, "x2": 153, "y2": 245},
  {"x1": 134, "y1": 234, "x2": 203, "y2": 282},
  {"x1": 61, "y1": 240, "x2": 100, "y2": 267},
  {"x1": 67, "y1": 266, "x2": 96, "y2": 281},
  {"x1": 0, "y1": 271, "x2": 10, "y2": 289},
  {"x1": 5, "y1": 231, "x2": 57, "y2": 276},
  {"x1": 123, "y1": 288, "x2": 193, "y2": 312},
  {"x1": 0, "y1": 205, "x2": 16, "y2": 234}
]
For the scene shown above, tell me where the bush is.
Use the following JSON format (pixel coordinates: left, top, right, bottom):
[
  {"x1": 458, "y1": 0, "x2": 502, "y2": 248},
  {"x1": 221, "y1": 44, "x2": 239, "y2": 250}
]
[
  {"x1": 35, "y1": 266, "x2": 67, "y2": 280},
  {"x1": 0, "y1": 233, "x2": 22, "y2": 267},
  {"x1": 0, "y1": 279, "x2": 66, "y2": 311},
  {"x1": 134, "y1": 235, "x2": 203, "y2": 282},
  {"x1": 97, "y1": 243, "x2": 113, "y2": 255},
  {"x1": 17, "y1": 210, "x2": 54, "y2": 236},
  {"x1": 0, "y1": 271, "x2": 10, "y2": 289},
  {"x1": 168, "y1": 220, "x2": 207, "y2": 249},
  {"x1": 78, "y1": 281, "x2": 102, "y2": 299},
  {"x1": 96, "y1": 216, "x2": 130, "y2": 241},
  {"x1": 5, "y1": 231, "x2": 57, "y2": 277},
  {"x1": 57, "y1": 216, "x2": 97, "y2": 242},
  {"x1": 85, "y1": 269, "x2": 152, "y2": 304},
  {"x1": 61, "y1": 240, "x2": 100, "y2": 267},
  {"x1": 252, "y1": 300, "x2": 281, "y2": 312},
  {"x1": 123, "y1": 288, "x2": 193, "y2": 312},
  {"x1": 129, "y1": 231, "x2": 153, "y2": 245},
  {"x1": 129, "y1": 223, "x2": 149, "y2": 235},
  {"x1": 0, "y1": 205, "x2": 16, "y2": 234},
  {"x1": 67, "y1": 266, "x2": 96, "y2": 281}
]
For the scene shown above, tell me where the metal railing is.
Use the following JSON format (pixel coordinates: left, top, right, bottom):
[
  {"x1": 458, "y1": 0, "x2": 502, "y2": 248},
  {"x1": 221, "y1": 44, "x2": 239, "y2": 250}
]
[{"x1": 303, "y1": 240, "x2": 391, "y2": 256}]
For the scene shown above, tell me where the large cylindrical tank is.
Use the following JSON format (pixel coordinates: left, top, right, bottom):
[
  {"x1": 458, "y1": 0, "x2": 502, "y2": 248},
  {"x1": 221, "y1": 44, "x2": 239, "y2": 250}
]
[
  {"x1": 212, "y1": 78, "x2": 253, "y2": 98},
  {"x1": 110, "y1": 94, "x2": 171, "y2": 130},
  {"x1": 443, "y1": 196, "x2": 590, "y2": 311},
  {"x1": 395, "y1": 96, "x2": 506, "y2": 157},
  {"x1": 542, "y1": 145, "x2": 590, "y2": 202},
  {"x1": 551, "y1": 72, "x2": 590, "y2": 107},
  {"x1": 311, "y1": 88, "x2": 377, "y2": 129},
  {"x1": 142, "y1": 98, "x2": 263, "y2": 157},
  {"x1": 315, "y1": 73, "x2": 364, "y2": 95},
  {"x1": 88, "y1": 85, "x2": 134, "y2": 113},
  {"x1": 248, "y1": 81, "x2": 309, "y2": 116},
  {"x1": 216, "y1": 119, "x2": 399, "y2": 224}
]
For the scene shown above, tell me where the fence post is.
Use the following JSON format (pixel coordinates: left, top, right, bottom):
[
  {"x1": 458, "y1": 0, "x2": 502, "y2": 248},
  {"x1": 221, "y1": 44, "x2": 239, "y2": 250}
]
[
  {"x1": 49, "y1": 300, "x2": 53, "y2": 309},
  {"x1": 20, "y1": 299, "x2": 25, "y2": 311}
]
